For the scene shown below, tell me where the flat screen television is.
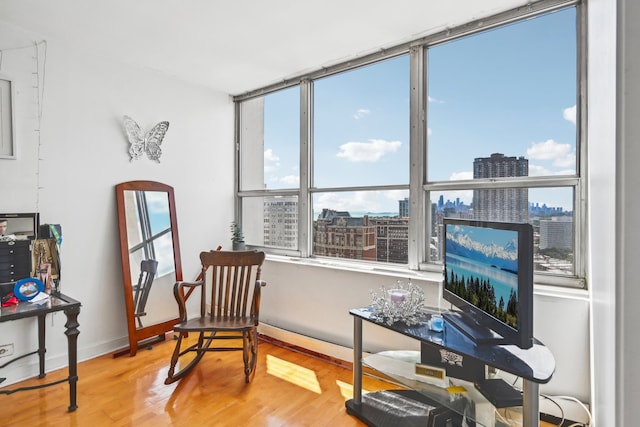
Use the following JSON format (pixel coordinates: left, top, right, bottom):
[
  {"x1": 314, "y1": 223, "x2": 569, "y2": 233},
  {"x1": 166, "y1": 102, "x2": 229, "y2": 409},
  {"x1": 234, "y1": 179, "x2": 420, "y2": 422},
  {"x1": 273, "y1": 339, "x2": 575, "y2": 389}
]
[{"x1": 442, "y1": 218, "x2": 534, "y2": 349}]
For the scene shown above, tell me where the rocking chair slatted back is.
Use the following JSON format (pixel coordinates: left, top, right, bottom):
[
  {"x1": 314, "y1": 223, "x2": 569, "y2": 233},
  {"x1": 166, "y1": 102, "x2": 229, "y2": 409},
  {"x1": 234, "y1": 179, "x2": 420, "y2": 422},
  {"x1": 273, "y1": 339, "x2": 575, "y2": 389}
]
[{"x1": 200, "y1": 250, "x2": 265, "y2": 321}]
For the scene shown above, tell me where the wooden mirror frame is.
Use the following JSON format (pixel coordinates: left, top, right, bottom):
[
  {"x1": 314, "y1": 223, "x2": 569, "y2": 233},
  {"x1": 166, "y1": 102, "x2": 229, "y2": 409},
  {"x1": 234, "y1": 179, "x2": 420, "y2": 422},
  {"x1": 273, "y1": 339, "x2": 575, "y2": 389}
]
[{"x1": 114, "y1": 180, "x2": 183, "y2": 356}]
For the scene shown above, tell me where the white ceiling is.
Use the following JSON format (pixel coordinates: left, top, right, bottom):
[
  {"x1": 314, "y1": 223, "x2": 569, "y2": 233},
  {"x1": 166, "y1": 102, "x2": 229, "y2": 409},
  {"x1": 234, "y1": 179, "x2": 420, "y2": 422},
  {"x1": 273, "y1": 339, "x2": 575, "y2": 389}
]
[{"x1": 0, "y1": 0, "x2": 532, "y2": 95}]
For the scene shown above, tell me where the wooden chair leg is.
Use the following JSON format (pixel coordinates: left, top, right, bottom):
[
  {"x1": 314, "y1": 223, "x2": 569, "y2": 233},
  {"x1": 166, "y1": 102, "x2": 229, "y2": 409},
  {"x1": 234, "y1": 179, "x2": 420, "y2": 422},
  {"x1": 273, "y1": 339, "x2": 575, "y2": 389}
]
[
  {"x1": 243, "y1": 328, "x2": 259, "y2": 383},
  {"x1": 165, "y1": 332, "x2": 185, "y2": 384},
  {"x1": 165, "y1": 332, "x2": 212, "y2": 385}
]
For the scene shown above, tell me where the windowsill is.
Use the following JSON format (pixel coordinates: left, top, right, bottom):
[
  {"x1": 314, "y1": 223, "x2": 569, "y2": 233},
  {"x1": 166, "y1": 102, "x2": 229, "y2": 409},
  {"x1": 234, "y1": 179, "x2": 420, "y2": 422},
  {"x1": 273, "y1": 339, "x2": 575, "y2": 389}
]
[
  {"x1": 265, "y1": 253, "x2": 443, "y2": 283},
  {"x1": 264, "y1": 254, "x2": 590, "y2": 301}
]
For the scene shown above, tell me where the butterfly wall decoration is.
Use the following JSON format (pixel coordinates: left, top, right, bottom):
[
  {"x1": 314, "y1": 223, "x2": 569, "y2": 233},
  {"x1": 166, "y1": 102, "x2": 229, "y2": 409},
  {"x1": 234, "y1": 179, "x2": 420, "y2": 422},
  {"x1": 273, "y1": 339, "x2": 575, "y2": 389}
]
[{"x1": 123, "y1": 115, "x2": 170, "y2": 163}]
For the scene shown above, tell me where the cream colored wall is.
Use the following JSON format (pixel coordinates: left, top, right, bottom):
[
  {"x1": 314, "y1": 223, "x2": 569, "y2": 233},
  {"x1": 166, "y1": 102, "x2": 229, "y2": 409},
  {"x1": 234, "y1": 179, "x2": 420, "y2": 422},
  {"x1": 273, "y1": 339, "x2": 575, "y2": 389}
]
[{"x1": 0, "y1": 23, "x2": 235, "y2": 384}]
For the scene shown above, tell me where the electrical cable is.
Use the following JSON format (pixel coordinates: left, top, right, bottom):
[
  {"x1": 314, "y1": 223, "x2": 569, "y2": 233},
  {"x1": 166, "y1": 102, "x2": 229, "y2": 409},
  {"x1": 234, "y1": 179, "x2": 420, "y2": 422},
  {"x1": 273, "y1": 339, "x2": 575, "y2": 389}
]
[
  {"x1": 551, "y1": 395, "x2": 592, "y2": 427},
  {"x1": 540, "y1": 393, "x2": 566, "y2": 426}
]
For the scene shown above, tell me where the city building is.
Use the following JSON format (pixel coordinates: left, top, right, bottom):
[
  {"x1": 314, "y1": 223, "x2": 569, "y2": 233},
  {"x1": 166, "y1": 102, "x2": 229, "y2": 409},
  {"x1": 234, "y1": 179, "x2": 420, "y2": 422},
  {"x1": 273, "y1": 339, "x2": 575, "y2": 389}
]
[
  {"x1": 539, "y1": 217, "x2": 573, "y2": 250},
  {"x1": 313, "y1": 209, "x2": 376, "y2": 260},
  {"x1": 473, "y1": 153, "x2": 529, "y2": 222},
  {"x1": 263, "y1": 197, "x2": 298, "y2": 248},
  {"x1": 372, "y1": 217, "x2": 408, "y2": 264},
  {"x1": 399, "y1": 197, "x2": 410, "y2": 218}
]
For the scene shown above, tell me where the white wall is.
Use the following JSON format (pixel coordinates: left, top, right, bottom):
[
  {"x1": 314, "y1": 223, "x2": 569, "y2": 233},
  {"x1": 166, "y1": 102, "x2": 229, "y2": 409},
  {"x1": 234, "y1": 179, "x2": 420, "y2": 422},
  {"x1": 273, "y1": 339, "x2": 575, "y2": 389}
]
[
  {"x1": 587, "y1": 0, "x2": 618, "y2": 425},
  {"x1": 260, "y1": 259, "x2": 591, "y2": 402},
  {"x1": 0, "y1": 23, "x2": 236, "y2": 384}
]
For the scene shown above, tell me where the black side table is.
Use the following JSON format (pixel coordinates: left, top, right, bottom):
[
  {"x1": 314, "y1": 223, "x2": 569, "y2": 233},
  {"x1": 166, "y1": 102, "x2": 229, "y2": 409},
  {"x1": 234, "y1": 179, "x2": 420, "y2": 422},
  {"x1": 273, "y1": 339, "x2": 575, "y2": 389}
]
[{"x1": 0, "y1": 291, "x2": 81, "y2": 411}]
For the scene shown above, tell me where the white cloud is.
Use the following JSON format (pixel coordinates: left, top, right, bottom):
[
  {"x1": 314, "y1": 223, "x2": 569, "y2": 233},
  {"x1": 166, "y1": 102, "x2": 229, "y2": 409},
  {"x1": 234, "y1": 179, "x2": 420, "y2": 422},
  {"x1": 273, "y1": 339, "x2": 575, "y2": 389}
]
[
  {"x1": 279, "y1": 175, "x2": 299, "y2": 185},
  {"x1": 316, "y1": 190, "x2": 406, "y2": 213},
  {"x1": 563, "y1": 105, "x2": 576, "y2": 125},
  {"x1": 428, "y1": 96, "x2": 444, "y2": 104},
  {"x1": 529, "y1": 164, "x2": 575, "y2": 177},
  {"x1": 449, "y1": 171, "x2": 473, "y2": 181},
  {"x1": 526, "y1": 139, "x2": 575, "y2": 168},
  {"x1": 336, "y1": 139, "x2": 402, "y2": 162},
  {"x1": 264, "y1": 148, "x2": 280, "y2": 172},
  {"x1": 427, "y1": 127, "x2": 432, "y2": 137},
  {"x1": 353, "y1": 109, "x2": 371, "y2": 119},
  {"x1": 528, "y1": 164, "x2": 552, "y2": 176}
]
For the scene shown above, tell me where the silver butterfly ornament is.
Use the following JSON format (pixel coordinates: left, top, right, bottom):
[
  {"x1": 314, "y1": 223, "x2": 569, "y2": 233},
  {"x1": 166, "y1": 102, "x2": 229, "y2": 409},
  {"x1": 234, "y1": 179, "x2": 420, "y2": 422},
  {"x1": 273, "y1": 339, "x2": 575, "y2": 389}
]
[{"x1": 123, "y1": 115, "x2": 170, "y2": 162}]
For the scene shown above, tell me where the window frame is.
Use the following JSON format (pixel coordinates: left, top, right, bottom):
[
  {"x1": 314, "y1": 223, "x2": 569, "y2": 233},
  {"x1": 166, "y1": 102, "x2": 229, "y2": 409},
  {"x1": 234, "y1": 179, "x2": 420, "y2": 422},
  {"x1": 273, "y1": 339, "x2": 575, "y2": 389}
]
[{"x1": 234, "y1": 0, "x2": 586, "y2": 288}]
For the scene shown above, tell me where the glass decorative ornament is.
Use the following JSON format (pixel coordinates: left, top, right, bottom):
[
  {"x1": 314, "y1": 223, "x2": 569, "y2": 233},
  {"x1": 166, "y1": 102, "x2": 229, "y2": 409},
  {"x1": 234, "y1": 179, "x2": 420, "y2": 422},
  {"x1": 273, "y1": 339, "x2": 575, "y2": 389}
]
[{"x1": 370, "y1": 280, "x2": 425, "y2": 326}]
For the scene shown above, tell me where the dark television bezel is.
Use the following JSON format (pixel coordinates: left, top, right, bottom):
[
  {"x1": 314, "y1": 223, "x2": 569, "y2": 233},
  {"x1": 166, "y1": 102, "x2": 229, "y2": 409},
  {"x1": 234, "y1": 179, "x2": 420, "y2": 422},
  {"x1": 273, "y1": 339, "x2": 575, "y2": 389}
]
[{"x1": 442, "y1": 218, "x2": 534, "y2": 350}]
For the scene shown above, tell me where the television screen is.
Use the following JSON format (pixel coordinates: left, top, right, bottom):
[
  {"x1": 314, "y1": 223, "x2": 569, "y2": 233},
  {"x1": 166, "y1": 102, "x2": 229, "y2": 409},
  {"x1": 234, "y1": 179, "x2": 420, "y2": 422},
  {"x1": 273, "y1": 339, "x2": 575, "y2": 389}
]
[{"x1": 442, "y1": 218, "x2": 534, "y2": 349}]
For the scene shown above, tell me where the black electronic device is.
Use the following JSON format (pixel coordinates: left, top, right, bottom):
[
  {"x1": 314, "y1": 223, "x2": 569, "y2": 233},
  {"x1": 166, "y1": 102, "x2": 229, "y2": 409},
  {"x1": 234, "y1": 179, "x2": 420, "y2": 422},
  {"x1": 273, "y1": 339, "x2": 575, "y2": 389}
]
[
  {"x1": 421, "y1": 341, "x2": 485, "y2": 383},
  {"x1": 427, "y1": 405, "x2": 464, "y2": 427},
  {"x1": 474, "y1": 378, "x2": 523, "y2": 408},
  {"x1": 442, "y1": 218, "x2": 534, "y2": 349}
]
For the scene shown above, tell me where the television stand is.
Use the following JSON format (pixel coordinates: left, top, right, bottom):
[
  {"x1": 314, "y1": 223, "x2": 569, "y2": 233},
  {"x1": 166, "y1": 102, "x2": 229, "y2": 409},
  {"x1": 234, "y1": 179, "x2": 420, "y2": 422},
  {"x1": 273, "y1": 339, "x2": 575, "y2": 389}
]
[{"x1": 346, "y1": 307, "x2": 555, "y2": 427}]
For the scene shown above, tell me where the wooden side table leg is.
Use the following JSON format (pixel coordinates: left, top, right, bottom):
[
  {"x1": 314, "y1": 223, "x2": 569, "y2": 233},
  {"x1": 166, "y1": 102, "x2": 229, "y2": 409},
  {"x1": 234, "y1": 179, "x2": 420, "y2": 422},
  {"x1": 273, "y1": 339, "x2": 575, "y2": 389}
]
[
  {"x1": 37, "y1": 314, "x2": 46, "y2": 378},
  {"x1": 64, "y1": 305, "x2": 81, "y2": 412}
]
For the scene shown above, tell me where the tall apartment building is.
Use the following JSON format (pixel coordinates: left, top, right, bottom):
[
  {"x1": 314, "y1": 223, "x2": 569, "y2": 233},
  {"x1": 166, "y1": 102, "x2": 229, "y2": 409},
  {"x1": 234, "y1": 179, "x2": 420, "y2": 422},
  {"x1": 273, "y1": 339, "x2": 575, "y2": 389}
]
[
  {"x1": 313, "y1": 209, "x2": 376, "y2": 260},
  {"x1": 399, "y1": 197, "x2": 410, "y2": 218},
  {"x1": 539, "y1": 217, "x2": 573, "y2": 250},
  {"x1": 373, "y1": 217, "x2": 408, "y2": 264},
  {"x1": 263, "y1": 197, "x2": 298, "y2": 248},
  {"x1": 473, "y1": 153, "x2": 529, "y2": 222}
]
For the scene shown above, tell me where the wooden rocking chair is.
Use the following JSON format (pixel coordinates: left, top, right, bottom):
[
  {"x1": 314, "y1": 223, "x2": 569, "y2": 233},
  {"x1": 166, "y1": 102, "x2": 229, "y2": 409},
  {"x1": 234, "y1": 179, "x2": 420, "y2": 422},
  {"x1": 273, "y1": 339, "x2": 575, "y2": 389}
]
[
  {"x1": 165, "y1": 250, "x2": 266, "y2": 384},
  {"x1": 133, "y1": 259, "x2": 158, "y2": 329}
]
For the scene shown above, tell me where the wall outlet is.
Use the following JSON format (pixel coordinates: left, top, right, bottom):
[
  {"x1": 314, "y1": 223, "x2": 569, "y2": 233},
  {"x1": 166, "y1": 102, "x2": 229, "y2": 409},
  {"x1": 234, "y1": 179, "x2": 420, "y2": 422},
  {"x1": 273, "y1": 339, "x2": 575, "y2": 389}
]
[{"x1": 0, "y1": 343, "x2": 13, "y2": 358}]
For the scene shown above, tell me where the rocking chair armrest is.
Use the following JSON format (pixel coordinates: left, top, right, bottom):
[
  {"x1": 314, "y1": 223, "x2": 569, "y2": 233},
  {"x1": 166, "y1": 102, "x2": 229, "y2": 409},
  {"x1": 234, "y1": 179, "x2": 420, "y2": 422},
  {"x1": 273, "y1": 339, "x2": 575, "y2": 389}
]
[
  {"x1": 173, "y1": 280, "x2": 204, "y2": 321},
  {"x1": 251, "y1": 280, "x2": 267, "y2": 324}
]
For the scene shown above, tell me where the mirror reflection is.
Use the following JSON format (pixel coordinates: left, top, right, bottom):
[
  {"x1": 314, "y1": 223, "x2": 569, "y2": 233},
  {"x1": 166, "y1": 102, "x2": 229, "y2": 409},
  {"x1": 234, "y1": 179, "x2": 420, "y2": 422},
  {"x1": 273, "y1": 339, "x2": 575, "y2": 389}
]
[{"x1": 123, "y1": 190, "x2": 176, "y2": 328}]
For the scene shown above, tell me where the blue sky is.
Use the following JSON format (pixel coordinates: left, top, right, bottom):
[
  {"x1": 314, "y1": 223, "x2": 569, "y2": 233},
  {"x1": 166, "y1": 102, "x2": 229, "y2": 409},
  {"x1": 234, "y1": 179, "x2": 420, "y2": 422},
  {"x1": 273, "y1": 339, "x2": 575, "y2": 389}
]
[{"x1": 262, "y1": 7, "x2": 576, "y2": 214}]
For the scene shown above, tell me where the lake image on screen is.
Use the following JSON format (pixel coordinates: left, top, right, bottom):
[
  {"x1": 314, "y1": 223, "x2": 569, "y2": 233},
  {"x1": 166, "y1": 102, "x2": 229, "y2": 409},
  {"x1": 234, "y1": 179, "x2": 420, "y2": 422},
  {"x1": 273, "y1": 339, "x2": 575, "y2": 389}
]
[{"x1": 444, "y1": 224, "x2": 519, "y2": 329}]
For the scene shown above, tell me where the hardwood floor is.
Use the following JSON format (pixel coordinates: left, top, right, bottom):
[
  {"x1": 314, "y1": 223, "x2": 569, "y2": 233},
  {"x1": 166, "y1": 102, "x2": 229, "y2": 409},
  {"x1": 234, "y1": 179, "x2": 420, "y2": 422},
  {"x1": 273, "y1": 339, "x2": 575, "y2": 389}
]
[
  {"x1": 0, "y1": 335, "x2": 554, "y2": 426},
  {"x1": 0, "y1": 335, "x2": 399, "y2": 427}
]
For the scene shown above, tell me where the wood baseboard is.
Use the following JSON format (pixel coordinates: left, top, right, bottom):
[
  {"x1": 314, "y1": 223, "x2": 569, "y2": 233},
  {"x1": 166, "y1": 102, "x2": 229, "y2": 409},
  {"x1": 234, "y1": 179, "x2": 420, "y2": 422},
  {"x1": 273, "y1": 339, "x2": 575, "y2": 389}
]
[{"x1": 258, "y1": 333, "x2": 353, "y2": 370}]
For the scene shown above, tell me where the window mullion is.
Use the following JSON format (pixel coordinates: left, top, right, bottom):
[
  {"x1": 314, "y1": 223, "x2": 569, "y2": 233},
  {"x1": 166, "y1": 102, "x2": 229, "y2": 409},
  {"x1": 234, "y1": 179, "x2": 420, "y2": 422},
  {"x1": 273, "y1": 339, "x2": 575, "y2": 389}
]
[
  {"x1": 409, "y1": 46, "x2": 426, "y2": 270},
  {"x1": 299, "y1": 79, "x2": 311, "y2": 258}
]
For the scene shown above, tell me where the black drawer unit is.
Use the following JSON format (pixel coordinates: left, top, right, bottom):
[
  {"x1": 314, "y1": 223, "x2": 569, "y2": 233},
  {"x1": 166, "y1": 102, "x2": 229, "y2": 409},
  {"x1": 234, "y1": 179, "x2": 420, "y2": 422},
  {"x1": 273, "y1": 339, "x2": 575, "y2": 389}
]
[{"x1": 0, "y1": 240, "x2": 32, "y2": 284}]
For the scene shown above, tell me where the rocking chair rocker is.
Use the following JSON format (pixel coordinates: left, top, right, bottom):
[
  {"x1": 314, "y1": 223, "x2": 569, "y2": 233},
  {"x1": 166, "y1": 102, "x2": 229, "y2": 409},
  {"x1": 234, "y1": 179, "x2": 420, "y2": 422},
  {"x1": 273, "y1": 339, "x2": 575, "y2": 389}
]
[{"x1": 165, "y1": 249, "x2": 266, "y2": 384}]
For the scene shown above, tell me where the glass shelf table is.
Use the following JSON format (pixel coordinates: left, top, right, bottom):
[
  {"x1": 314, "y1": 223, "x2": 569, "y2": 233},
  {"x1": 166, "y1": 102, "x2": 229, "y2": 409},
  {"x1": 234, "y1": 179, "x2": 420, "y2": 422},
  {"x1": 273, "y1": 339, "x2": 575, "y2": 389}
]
[{"x1": 346, "y1": 307, "x2": 555, "y2": 427}]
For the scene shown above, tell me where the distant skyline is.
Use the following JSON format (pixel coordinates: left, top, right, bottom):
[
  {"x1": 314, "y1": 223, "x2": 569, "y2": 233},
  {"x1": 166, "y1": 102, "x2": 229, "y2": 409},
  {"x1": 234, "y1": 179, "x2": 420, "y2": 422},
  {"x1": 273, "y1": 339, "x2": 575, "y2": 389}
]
[{"x1": 263, "y1": 7, "x2": 576, "y2": 213}]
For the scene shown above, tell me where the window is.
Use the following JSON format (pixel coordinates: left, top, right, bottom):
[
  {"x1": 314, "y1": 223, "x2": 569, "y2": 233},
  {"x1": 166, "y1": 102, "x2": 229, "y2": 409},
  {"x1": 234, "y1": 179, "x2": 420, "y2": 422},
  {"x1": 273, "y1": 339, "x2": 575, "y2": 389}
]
[
  {"x1": 235, "y1": 0, "x2": 584, "y2": 285},
  {"x1": 426, "y1": 7, "x2": 579, "y2": 278},
  {"x1": 238, "y1": 86, "x2": 300, "y2": 250},
  {"x1": 311, "y1": 55, "x2": 410, "y2": 264}
]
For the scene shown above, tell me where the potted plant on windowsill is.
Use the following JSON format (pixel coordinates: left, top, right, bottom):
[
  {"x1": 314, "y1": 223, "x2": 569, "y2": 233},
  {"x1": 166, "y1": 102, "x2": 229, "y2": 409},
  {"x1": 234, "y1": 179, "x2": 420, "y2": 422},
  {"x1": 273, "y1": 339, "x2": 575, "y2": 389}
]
[{"x1": 230, "y1": 221, "x2": 245, "y2": 251}]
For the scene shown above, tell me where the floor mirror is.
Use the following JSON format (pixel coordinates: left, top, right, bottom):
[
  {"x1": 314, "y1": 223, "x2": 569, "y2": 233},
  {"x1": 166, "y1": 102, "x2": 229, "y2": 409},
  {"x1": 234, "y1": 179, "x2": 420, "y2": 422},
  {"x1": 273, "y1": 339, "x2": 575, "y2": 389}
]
[{"x1": 114, "y1": 180, "x2": 183, "y2": 356}]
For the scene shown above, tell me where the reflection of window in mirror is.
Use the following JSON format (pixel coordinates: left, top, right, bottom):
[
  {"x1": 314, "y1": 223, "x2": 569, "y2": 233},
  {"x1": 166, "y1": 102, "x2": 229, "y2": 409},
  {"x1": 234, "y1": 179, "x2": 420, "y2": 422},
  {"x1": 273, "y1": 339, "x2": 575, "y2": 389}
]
[{"x1": 124, "y1": 190, "x2": 175, "y2": 278}]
